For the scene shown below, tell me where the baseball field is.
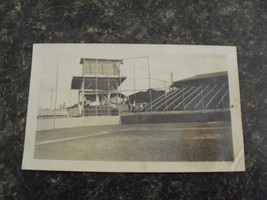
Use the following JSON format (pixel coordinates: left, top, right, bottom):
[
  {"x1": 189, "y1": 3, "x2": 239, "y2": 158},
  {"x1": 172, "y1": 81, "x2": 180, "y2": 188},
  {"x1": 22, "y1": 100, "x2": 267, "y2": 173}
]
[{"x1": 34, "y1": 121, "x2": 233, "y2": 161}]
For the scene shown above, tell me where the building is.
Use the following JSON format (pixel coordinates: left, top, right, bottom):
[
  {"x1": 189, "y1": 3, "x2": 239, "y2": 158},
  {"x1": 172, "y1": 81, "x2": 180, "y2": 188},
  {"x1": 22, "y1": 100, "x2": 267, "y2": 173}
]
[{"x1": 71, "y1": 58, "x2": 127, "y2": 116}]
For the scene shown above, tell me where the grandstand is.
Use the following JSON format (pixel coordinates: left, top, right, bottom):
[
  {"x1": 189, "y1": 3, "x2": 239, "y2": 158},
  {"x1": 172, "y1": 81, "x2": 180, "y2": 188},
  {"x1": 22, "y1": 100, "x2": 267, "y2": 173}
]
[
  {"x1": 140, "y1": 71, "x2": 230, "y2": 112},
  {"x1": 121, "y1": 71, "x2": 231, "y2": 124}
]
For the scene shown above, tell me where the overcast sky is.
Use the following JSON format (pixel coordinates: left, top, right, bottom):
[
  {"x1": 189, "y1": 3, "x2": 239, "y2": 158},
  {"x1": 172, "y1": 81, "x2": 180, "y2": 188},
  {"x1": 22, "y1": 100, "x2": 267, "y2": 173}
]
[{"x1": 37, "y1": 44, "x2": 227, "y2": 109}]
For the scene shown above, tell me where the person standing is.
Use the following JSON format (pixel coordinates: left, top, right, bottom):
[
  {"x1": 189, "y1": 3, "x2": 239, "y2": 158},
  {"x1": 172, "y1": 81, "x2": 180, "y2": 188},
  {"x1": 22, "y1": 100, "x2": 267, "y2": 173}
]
[{"x1": 132, "y1": 101, "x2": 136, "y2": 112}]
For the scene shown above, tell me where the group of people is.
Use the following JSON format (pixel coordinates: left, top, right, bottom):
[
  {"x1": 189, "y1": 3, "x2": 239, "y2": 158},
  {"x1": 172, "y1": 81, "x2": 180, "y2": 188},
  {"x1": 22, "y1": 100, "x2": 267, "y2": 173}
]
[
  {"x1": 126, "y1": 100, "x2": 147, "y2": 112},
  {"x1": 127, "y1": 101, "x2": 136, "y2": 112}
]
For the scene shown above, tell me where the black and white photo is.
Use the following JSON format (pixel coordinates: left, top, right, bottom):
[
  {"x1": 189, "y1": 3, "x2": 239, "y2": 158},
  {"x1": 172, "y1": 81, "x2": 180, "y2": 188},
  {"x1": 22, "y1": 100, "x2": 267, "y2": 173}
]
[{"x1": 22, "y1": 44, "x2": 245, "y2": 172}]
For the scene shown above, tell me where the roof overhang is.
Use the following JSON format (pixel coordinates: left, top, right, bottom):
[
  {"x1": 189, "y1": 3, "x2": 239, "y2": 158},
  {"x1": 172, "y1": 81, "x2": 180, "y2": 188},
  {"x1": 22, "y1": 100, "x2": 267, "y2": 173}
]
[
  {"x1": 71, "y1": 76, "x2": 126, "y2": 90},
  {"x1": 171, "y1": 71, "x2": 228, "y2": 88},
  {"x1": 174, "y1": 71, "x2": 228, "y2": 83}
]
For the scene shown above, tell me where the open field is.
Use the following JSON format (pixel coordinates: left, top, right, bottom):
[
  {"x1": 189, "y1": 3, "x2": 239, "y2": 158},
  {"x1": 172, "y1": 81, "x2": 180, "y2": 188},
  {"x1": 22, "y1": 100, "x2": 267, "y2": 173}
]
[{"x1": 34, "y1": 121, "x2": 233, "y2": 161}]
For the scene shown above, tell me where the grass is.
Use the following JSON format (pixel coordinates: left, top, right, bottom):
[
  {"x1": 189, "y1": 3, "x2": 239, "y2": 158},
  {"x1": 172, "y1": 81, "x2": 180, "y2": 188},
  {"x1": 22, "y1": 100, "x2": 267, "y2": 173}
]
[{"x1": 34, "y1": 121, "x2": 234, "y2": 161}]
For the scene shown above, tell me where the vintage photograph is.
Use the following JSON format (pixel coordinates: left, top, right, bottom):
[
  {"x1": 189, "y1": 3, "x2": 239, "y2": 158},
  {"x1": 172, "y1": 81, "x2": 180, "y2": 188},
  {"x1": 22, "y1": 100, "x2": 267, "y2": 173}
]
[{"x1": 22, "y1": 44, "x2": 245, "y2": 172}]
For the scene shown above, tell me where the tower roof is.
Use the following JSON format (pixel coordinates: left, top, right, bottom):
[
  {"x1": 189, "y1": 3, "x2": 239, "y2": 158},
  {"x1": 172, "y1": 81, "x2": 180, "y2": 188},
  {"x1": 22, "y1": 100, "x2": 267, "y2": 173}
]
[{"x1": 79, "y1": 58, "x2": 122, "y2": 64}]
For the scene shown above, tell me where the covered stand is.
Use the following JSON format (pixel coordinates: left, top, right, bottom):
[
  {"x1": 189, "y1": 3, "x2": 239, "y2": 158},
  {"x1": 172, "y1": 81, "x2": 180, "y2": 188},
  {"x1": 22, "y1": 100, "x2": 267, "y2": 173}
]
[{"x1": 71, "y1": 58, "x2": 126, "y2": 116}]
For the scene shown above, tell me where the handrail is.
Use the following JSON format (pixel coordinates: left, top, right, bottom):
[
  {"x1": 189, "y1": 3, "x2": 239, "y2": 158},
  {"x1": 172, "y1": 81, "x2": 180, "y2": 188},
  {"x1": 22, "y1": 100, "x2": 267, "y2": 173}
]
[
  {"x1": 173, "y1": 86, "x2": 202, "y2": 110},
  {"x1": 147, "y1": 90, "x2": 169, "y2": 105},
  {"x1": 164, "y1": 87, "x2": 194, "y2": 110},
  {"x1": 205, "y1": 83, "x2": 225, "y2": 108},
  {"x1": 216, "y1": 88, "x2": 229, "y2": 108},
  {"x1": 145, "y1": 89, "x2": 178, "y2": 111},
  {"x1": 157, "y1": 89, "x2": 184, "y2": 111},
  {"x1": 194, "y1": 84, "x2": 216, "y2": 108},
  {"x1": 184, "y1": 85, "x2": 209, "y2": 109},
  {"x1": 155, "y1": 89, "x2": 184, "y2": 111},
  {"x1": 142, "y1": 92, "x2": 167, "y2": 111}
]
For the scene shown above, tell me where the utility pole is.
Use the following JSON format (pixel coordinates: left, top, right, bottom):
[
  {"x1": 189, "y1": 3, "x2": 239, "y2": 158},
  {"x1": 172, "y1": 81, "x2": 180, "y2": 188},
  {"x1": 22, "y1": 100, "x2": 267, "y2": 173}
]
[
  {"x1": 54, "y1": 53, "x2": 59, "y2": 129},
  {"x1": 50, "y1": 89, "x2": 54, "y2": 110}
]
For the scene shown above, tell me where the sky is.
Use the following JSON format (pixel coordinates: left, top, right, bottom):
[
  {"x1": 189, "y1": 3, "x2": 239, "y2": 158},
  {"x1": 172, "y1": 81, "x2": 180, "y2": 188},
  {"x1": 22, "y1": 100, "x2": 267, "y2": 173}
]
[{"x1": 37, "y1": 44, "x2": 227, "y2": 109}]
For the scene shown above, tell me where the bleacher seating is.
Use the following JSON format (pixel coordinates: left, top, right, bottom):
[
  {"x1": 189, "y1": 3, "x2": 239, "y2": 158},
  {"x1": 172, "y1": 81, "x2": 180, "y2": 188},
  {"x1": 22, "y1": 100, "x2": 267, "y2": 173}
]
[{"x1": 139, "y1": 83, "x2": 230, "y2": 112}]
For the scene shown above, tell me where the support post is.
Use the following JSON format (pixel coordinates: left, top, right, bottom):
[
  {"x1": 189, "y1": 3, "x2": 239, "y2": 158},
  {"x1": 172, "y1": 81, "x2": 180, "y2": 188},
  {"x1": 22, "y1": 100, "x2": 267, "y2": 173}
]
[
  {"x1": 82, "y1": 58, "x2": 85, "y2": 117},
  {"x1": 69, "y1": 55, "x2": 73, "y2": 117},
  {"x1": 108, "y1": 75, "x2": 110, "y2": 116},
  {"x1": 116, "y1": 82, "x2": 119, "y2": 115},
  {"x1": 133, "y1": 59, "x2": 136, "y2": 103},
  {"x1": 148, "y1": 57, "x2": 152, "y2": 111},
  {"x1": 78, "y1": 90, "x2": 80, "y2": 115},
  {"x1": 95, "y1": 59, "x2": 98, "y2": 116},
  {"x1": 164, "y1": 81, "x2": 167, "y2": 111},
  {"x1": 119, "y1": 61, "x2": 122, "y2": 103},
  {"x1": 54, "y1": 53, "x2": 59, "y2": 129},
  {"x1": 50, "y1": 89, "x2": 53, "y2": 111}
]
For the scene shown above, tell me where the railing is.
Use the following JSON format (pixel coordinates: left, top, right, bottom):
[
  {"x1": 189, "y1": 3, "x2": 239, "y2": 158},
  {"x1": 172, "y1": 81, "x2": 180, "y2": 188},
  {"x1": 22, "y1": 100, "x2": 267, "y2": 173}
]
[
  {"x1": 194, "y1": 84, "x2": 217, "y2": 109},
  {"x1": 124, "y1": 83, "x2": 230, "y2": 113},
  {"x1": 155, "y1": 89, "x2": 184, "y2": 111},
  {"x1": 184, "y1": 85, "x2": 210, "y2": 109},
  {"x1": 216, "y1": 89, "x2": 229, "y2": 108},
  {"x1": 163, "y1": 87, "x2": 195, "y2": 111},
  {"x1": 205, "y1": 83, "x2": 225, "y2": 109},
  {"x1": 173, "y1": 86, "x2": 202, "y2": 110},
  {"x1": 142, "y1": 90, "x2": 171, "y2": 110},
  {"x1": 143, "y1": 89, "x2": 178, "y2": 111}
]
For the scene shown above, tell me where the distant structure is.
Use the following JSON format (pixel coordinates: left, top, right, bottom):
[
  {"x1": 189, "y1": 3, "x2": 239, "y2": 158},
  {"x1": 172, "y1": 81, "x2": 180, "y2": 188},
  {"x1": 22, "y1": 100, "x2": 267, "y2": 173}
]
[
  {"x1": 128, "y1": 89, "x2": 165, "y2": 104},
  {"x1": 71, "y1": 58, "x2": 126, "y2": 116}
]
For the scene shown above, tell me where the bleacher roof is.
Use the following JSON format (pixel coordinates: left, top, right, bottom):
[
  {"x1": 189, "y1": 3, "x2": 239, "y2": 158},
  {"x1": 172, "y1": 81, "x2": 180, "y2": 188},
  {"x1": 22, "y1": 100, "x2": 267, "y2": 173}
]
[
  {"x1": 173, "y1": 71, "x2": 228, "y2": 83},
  {"x1": 170, "y1": 71, "x2": 228, "y2": 87}
]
